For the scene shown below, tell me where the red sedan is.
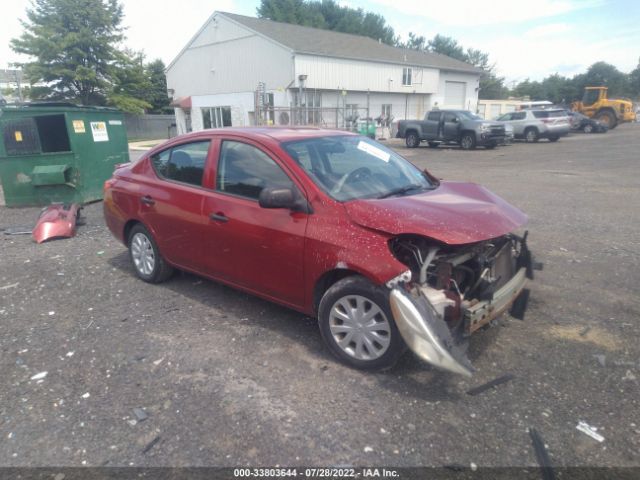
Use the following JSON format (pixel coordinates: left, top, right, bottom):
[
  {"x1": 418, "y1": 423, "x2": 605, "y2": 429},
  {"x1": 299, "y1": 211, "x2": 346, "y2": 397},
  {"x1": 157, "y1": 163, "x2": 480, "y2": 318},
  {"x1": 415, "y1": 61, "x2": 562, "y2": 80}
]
[{"x1": 104, "y1": 128, "x2": 533, "y2": 376}]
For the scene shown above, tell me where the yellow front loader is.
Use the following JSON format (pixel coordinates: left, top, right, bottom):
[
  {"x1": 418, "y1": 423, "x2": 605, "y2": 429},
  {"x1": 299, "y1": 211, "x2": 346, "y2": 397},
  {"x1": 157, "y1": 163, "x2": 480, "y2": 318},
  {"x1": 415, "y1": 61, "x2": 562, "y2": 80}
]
[{"x1": 572, "y1": 86, "x2": 636, "y2": 129}]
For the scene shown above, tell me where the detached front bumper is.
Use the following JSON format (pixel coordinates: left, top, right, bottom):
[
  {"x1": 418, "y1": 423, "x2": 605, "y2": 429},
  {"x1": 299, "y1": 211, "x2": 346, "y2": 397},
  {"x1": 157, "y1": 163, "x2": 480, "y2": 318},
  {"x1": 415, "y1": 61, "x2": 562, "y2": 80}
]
[{"x1": 389, "y1": 238, "x2": 533, "y2": 376}]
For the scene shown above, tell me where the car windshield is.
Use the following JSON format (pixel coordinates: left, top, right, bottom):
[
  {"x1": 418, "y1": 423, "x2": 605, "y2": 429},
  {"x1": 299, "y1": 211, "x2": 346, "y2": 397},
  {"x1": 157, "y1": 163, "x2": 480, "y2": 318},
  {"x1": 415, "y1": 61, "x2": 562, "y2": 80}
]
[
  {"x1": 457, "y1": 111, "x2": 483, "y2": 121},
  {"x1": 282, "y1": 135, "x2": 434, "y2": 202}
]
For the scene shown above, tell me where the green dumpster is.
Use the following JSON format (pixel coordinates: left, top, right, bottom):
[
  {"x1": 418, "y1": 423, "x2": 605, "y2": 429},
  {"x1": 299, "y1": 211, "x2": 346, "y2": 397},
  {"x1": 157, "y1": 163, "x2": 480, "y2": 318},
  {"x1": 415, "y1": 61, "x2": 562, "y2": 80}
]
[
  {"x1": 356, "y1": 120, "x2": 376, "y2": 139},
  {"x1": 0, "y1": 102, "x2": 129, "y2": 207}
]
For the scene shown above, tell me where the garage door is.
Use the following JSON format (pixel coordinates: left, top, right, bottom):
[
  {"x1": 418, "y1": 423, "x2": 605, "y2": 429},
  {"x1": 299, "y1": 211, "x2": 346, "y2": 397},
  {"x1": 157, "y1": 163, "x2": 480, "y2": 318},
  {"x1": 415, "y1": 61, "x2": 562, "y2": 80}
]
[{"x1": 444, "y1": 81, "x2": 466, "y2": 108}]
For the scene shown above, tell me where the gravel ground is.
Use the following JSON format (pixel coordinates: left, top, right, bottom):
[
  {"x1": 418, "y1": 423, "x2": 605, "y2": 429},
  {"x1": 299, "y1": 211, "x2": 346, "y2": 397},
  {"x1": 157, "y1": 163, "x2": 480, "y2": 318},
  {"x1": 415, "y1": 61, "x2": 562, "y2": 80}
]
[{"x1": 1, "y1": 125, "x2": 639, "y2": 469}]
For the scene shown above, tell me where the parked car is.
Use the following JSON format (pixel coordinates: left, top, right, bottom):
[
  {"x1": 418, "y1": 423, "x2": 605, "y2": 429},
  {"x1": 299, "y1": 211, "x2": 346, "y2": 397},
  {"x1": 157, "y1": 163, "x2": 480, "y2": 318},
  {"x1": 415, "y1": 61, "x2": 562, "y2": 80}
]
[
  {"x1": 104, "y1": 128, "x2": 534, "y2": 376},
  {"x1": 396, "y1": 110, "x2": 505, "y2": 150},
  {"x1": 494, "y1": 109, "x2": 570, "y2": 142},
  {"x1": 568, "y1": 111, "x2": 608, "y2": 133}
]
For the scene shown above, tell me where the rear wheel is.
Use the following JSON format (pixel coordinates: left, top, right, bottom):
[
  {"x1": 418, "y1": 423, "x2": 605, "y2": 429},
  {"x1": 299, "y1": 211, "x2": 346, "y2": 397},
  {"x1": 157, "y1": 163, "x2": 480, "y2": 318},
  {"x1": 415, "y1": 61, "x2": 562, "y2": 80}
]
[
  {"x1": 460, "y1": 133, "x2": 476, "y2": 150},
  {"x1": 524, "y1": 128, "x2": 539, "y2": 143},
  {"x1": 405, "y1": 132, "x2": 420, "y2": 148},
  {"x1": 595, "y1": 110, "x2": 617, "y2": 129},
  {"x1": 128, "y1": 224, "x2": 174, "y2": 283},
  {"x1": 318, "y1": 276, "x2": 405, "y2": 371}
]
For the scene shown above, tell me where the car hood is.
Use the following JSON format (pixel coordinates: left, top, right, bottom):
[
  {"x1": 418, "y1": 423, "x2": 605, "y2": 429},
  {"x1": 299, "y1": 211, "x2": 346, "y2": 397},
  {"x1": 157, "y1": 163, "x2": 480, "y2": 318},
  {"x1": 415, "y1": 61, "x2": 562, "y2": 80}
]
[{"x1": 344, "y1": 181, "x2": 527, "y2": 245}]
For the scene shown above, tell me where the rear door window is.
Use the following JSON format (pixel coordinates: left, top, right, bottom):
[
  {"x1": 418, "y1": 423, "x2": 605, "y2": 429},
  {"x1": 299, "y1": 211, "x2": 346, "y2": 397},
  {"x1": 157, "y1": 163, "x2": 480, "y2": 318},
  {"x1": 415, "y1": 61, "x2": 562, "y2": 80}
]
[
  {"x1": 512, "y1": 112, "x2": 526, "y2": 120},
  {"x1": 427, "y1": 112, "x2": 441, "y2": 121},
  {"x1": 150, "y1": 140, "x2": 210, "y2": 187}
]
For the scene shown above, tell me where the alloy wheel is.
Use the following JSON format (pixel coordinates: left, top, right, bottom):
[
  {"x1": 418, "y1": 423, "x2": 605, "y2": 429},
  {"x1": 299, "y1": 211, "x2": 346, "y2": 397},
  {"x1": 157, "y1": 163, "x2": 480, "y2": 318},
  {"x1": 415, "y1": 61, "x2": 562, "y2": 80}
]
[{"x1": 131, "y1": 232, "x2": 155, "y2": 276}]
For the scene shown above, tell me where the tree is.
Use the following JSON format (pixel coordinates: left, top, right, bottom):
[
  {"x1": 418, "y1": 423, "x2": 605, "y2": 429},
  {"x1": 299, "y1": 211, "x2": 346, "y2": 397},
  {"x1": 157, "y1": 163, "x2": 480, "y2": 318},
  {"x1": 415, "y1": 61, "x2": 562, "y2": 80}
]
[
  {"x1": 257, "y1": 0, "x2": 396, "y2": 45},
  {"x1": 108, "y1": 50, "x2": 152, "y2": 114},
  {"x1": 629, "y1": 58, "x2": 640, "y2": 99},
  {"x1": 11, "y1": 0, "x2": 125, "y2": 105},
  {"x1": 144, "y1": 59, "x2": 171, "y2": 113}
]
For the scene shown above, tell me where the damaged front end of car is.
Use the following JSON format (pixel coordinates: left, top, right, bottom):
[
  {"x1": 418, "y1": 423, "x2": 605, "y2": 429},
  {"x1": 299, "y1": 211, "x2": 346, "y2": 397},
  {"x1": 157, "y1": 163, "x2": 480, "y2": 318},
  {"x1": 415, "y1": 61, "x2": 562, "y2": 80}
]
[{"x1": 386, "y1": 233, "x2": 535, "y2": 376}]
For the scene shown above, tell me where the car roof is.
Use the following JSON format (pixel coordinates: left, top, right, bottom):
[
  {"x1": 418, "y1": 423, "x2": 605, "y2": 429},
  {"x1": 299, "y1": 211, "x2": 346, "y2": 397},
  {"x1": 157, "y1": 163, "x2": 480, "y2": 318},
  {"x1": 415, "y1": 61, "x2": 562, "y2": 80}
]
[{"x1": 174, "y1": 127, "x2": 356, "y2": 144}]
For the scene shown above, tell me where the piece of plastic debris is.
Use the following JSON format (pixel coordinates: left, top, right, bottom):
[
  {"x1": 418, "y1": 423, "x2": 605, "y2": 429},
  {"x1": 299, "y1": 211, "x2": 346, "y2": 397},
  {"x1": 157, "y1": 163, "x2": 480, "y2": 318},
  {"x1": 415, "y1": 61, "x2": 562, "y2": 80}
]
[
  {"x1": 3, "y1": 226, "x2": 32, "y2": 235},
  {"x1": 142, "y1": 435, "x2": 161, "y2": 454},
  {"x1": 48, "y1": 311, "x2": 55, "y2": 316},
  {"x1": 127, "y1": 419, "x2": 137, "y2": 426},
  {"x1": 470, "y1": 462, "x2": 478, "y2": 472},
  {"x1": 622, "y1": 370, "x2": 636, "y2": 381},
  {"x1": 0, "y1": 282, "x2": 20, "y2": 290},
  {"x1": 97, "y1": 251, "x2": 105, "y2": 255},
  {"x1": 529, "y1": 428, "x2": 556, "y2": 480},
  {"x1": 576, "y1": 421, "x2": 604, "y2": 443},
  {"x1": 66, "y1": 352, "x2": 75, "y2": 357},
  {"x1": 30, "y1": 371, "x2": 48, "y2": 381},
  {"x1": 133, "y1": 408, "x2": 148, "y2": 422},
  {"x1": 466, "y1": 374, "x2": 515, "y2": 395},
  {"x1": 152, "y1": 358, "x2": 164, "y2": 366},
  {"x1": 81, "y1": 392, "x2": 90, "y2": 399},
  {"x1": 593, "y1": 355, "x2": 606, "y2": 367},
  {"x1": 363, "y1": 446, "x2": 373, "y2": 453}
]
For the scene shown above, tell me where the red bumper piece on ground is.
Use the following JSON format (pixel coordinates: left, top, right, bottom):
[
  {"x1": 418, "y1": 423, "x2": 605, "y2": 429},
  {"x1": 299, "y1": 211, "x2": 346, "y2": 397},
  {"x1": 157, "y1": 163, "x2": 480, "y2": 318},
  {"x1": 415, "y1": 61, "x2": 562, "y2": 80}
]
[{"x1": 32, "y1": 203, "x2": 82, "y2": 244}]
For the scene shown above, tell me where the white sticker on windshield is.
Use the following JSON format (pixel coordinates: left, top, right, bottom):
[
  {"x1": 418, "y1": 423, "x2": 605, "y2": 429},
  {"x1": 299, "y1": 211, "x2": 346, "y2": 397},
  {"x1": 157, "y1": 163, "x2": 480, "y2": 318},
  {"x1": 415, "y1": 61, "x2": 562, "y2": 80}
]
[{"x1": 357, "y1": 141, "x2": 390, "y2": 162}]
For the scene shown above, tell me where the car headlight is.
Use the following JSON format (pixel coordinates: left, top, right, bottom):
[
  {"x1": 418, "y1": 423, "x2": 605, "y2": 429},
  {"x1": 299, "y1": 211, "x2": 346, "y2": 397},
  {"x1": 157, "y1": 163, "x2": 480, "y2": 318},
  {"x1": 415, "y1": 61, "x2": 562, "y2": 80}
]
[{"x1": 480, "y1": 124, "x2": 492, "y2": 132}]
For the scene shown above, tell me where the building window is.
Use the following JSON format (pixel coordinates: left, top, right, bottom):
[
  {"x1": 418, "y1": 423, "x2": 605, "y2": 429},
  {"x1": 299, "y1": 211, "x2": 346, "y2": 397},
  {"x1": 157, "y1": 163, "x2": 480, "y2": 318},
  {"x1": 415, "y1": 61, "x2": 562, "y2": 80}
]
[
  {"x1": 402, "y1": 67, "x2": 412, "y2": 86},
  {"x1": 202, "y1": 106, "x2": 232, "y2": 129},
  {"x1": 381, "y1": 104, "x2": 392, "y2": 117}
]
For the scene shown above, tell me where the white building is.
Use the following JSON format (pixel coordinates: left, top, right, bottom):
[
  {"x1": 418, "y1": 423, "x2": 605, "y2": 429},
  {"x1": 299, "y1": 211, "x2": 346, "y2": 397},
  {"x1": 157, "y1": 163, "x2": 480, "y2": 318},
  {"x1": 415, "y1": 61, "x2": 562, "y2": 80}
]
[{"x1": 167, "y1": 12, "x2": 482, "y2": 134}]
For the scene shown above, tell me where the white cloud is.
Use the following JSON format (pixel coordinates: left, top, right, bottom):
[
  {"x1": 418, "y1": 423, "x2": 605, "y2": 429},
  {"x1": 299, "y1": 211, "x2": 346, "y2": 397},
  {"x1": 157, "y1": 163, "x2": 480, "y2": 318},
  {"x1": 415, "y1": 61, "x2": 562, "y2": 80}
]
[
  {"x1": 370, "y1": 0, "x2": 598, "y2": 26},
  {"x1": 524, "y1": 23, "x2": 572, "y2": 38}
]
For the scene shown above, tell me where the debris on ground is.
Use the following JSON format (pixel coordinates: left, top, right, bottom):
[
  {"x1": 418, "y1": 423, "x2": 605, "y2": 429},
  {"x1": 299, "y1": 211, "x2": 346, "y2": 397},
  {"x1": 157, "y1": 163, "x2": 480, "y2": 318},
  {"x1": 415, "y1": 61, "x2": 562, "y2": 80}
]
[
  {"x1": 363, "y1": 446, "x2": 373, "y2": 453},
  {"x1": 133, "y1": 408, "x2": 148, "y2": 422},
  {"x1": 3, "y1": 226, "x2": 32, "y2": 235},
  {"x1": 622, "y1": 370, "x2": 637, "y2": 381},
  {"x1": 529, "y1": 428, "x2": 556, "y2": 480},
  {"x1": 0, "y1": 282, "x2": 20, "y2": 290},
  {"x1": 142, "y1": 435, "x2": 161, "y2": 454},
  {"x1": 81, "y1": 392, "x2": 90, "y2": 399},
  {"x1": 30, "y1": 371, "x2": 48, "y2": 381},
  {"x1": 466, "y1": 374, "x2": 515, "y2": 395},
  {"x1": 593, "y1": 355, "x2": 606, "y2": 367},
  {"x1": 576, "y1": 421, "x2": 605, "y2": 443},
  {"x1": 580, "y1": 326, "x2": 592, "y2": 337},
  {"x1": 32, "y1": 203, "x2": 83, "y2": 244}
]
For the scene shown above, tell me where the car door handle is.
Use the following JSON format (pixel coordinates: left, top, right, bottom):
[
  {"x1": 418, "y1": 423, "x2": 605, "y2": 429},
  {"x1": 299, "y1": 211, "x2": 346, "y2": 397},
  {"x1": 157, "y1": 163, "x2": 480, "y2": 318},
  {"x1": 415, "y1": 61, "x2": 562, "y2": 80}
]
[
  {"x1": 140, "y1": 195, "x2": 155, "y2": 206},
  {"x1": 209, "y1": 212, "x2": 228, "y2": 223}
]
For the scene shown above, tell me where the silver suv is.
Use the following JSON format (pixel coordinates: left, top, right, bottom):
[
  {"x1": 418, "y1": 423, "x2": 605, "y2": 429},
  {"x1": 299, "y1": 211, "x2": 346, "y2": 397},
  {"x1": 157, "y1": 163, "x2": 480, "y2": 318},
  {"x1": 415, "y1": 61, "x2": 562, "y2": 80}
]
[{"x1": 494, "y1": 109, "x2": 570, "y2": 142}]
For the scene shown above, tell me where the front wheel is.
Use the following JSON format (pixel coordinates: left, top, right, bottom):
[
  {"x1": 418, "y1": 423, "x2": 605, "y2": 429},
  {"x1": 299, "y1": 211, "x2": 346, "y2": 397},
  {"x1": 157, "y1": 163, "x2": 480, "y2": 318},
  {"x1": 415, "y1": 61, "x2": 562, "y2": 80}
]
[
  {"x1": 583, "y1": 123, "x2": 593, "y2": 133},
  {"x1": 318, "y1": 276, "x2": 405, "y2": 371},
  {"x1": 128, "y1": 224, "x2": 174, "y2": 283},
  {"x1": 460, "y1": 133, "x2": 476, "y2": 150},
  {"x1": 405, "y1": 132, "x2": 420, "y2": 148},
  {"x1": 524, "y1": 128, "x2": 539, "y2": 143}
]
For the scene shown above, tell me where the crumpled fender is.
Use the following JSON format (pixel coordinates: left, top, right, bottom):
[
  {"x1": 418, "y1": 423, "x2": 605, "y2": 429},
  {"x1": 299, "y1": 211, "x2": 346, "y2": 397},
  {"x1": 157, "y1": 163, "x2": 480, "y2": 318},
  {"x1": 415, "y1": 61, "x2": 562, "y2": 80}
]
[
  {"x1": 390, "y1": 287, "x2": 474, "y2": 377},
  {"x1": 32, "y1": 203, "x2": 82, "y2": 244}
]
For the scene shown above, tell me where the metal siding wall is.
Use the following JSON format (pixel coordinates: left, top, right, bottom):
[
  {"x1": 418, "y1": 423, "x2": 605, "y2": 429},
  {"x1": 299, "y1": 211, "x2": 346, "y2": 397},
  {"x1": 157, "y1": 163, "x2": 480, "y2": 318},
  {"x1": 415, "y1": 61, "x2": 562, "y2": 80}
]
[
  {"x1": 167, "y1": 17, "x2": 293, "y2": 98},
  {"x1": 295, "y1": 55, "x2": 439, "y2": 94}
]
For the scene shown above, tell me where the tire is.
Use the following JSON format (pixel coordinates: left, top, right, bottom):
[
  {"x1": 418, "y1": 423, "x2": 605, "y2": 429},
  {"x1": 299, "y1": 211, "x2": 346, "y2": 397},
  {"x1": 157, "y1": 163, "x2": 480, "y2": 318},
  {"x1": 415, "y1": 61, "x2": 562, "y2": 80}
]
[
  {"x1": 428, "y1": 142, "x2": 439, "y2": 148},
  {"x1": 548, "y1": 136, "x2": 559, "y2": 142},
  {"x1": 595, "y1": 110, "x2": 617, "y2": 129},
  {"x1": 583, "y1": 123, "x2": 593, "y2": 134},
  {"x1": 405, "y1": 132, "x2": 420, "y2": 148},
  {"x1": 318, "y1": 276, "x2": 405, "y2": 371},
  {"x1": 459, "y1": 132, "x2": 476, "y2": 150},
  {"x1": 128, "y1": 223, "x2": 174, "y2": 283},
  {"x1": 524, "y1": 128, "x2": 539, "y2": 143}
]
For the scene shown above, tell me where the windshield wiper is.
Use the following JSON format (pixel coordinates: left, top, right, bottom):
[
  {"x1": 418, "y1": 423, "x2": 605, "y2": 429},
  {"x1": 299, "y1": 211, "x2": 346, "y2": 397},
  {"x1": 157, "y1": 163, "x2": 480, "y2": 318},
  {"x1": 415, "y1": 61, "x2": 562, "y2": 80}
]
[{"x1": 377, "y1": 184, "x2": 425, "y2": 199}]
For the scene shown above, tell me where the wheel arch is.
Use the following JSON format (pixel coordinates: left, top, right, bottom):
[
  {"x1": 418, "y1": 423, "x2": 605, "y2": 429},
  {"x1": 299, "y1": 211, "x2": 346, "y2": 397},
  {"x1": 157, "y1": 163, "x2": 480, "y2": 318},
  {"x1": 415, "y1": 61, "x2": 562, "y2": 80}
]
[{"x1": 312, "y1": 268, "x2": 370, "y2": 316}]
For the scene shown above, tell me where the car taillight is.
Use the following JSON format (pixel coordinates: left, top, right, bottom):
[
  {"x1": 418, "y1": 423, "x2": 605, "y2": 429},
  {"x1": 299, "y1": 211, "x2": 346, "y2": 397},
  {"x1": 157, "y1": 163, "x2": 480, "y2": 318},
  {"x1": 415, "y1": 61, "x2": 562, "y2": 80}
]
[{"x1": 103, "y1": 178, "x2": 116, "y2": 193}]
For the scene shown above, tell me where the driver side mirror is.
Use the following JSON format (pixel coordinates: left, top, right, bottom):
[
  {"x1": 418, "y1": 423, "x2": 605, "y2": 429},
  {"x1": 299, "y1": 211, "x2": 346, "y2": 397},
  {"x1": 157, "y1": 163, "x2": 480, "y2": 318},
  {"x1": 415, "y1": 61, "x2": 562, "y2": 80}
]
[
  {"x1": 259, "y1": 187, "x2": 311, "y2": 213},
  {"x1": 451, "y1": 117, "x2": 459, "y2": 123}
]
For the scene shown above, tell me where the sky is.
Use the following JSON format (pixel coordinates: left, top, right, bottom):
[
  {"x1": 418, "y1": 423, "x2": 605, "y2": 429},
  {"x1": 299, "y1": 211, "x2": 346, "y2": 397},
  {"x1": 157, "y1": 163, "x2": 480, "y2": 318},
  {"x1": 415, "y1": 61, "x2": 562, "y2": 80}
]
[{"x1": 1, "y1": 0, "x2": 639, "y2": 84}]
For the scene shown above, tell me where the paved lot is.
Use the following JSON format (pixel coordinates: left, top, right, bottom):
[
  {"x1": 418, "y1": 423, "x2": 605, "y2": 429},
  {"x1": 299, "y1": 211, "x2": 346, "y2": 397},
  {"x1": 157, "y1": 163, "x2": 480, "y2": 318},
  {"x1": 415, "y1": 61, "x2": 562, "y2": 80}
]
[{"x1": 1, "y1": 125, "x2": 639, "y2": 469}]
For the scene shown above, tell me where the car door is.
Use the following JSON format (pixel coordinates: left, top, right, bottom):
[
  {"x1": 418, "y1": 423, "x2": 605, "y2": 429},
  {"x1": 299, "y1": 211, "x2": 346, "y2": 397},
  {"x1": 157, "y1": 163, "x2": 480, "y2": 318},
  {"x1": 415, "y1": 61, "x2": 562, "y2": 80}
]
[
  {"x1": 139, "y1": 139, "x2": 213, "y2": 270},
  {"x1": 200, "y1": 137, "x2": 309, "y2": 308},
  {"x1": 510, "y1": 111, "x2": 527, "y2": 136},
  {"x1": 442, "y1": 112, "x2": 460, "y2": 140},
  {"x1": 424, "y1": 111, "x2": 441, "y2": 138}
]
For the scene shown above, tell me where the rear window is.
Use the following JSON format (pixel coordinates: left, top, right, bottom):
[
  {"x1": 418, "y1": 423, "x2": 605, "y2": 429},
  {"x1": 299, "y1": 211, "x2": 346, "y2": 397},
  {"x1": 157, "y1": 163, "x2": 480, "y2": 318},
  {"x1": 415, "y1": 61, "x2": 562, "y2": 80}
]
[{"x1": 532, "y1": 110, "x2": 565, "y2": 119}]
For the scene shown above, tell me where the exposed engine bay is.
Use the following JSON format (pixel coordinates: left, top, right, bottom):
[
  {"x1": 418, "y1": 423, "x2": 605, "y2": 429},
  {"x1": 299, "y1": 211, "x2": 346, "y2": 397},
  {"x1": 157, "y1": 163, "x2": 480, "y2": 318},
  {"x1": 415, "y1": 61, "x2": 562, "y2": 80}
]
[{"x1": 386, "y1": 233, "x2": 534, "y2": 376}]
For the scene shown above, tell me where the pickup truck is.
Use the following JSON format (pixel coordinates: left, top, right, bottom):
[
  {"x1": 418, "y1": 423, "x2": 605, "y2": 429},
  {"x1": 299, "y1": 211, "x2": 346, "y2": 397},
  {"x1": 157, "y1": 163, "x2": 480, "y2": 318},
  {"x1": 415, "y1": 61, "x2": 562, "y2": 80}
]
[{"x1": 396, "y1": 110, "x2": 505, "y2": 150}]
